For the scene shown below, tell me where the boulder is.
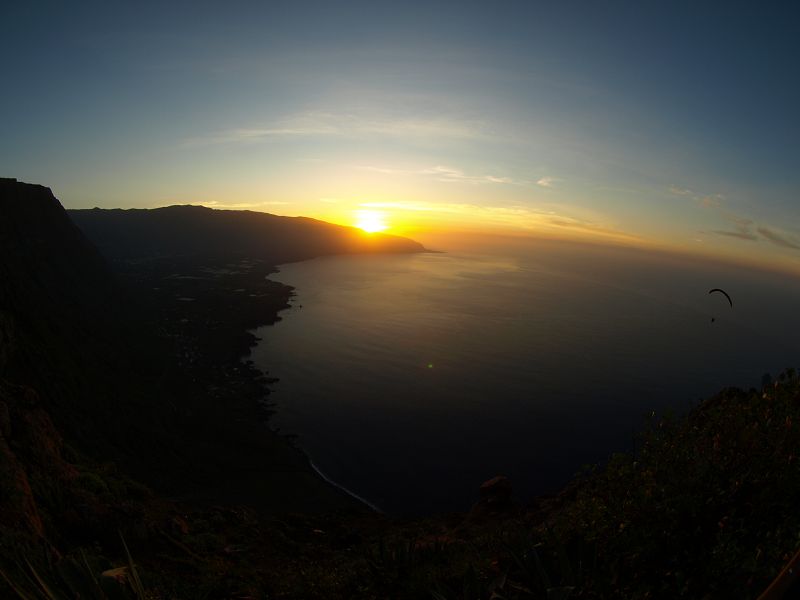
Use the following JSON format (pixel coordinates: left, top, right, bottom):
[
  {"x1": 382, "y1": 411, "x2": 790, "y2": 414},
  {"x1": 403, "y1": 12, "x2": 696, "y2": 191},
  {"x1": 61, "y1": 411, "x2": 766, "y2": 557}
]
[{"x1": 469, "y1": 475, "x2": 520, "y2": 520}]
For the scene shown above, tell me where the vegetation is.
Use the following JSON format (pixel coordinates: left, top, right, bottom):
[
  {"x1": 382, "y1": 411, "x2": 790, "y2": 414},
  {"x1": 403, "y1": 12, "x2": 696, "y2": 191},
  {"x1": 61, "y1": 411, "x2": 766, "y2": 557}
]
[
  {"x1": 542, "y1": 369, "x2": 800, "y2": 598},
  {"x1": 385, "y1": 368, "x2": 800, "y2": 600},
  {"x1": 0, "y1": 534, "x2": 146, "y2": 600}
]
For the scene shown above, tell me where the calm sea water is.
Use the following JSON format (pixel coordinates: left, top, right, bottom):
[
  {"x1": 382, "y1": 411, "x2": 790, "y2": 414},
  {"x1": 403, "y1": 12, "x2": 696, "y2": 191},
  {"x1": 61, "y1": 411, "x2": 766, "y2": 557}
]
[{"x1": 250, "y1": 240, "x2": 800, "y2": 514}]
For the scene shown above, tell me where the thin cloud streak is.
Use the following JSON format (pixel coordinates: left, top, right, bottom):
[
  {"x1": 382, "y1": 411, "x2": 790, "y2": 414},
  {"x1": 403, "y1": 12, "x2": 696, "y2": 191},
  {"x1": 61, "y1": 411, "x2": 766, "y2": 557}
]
[
  {"x1": 359, "y1": 200, "x2": 638, "y2": 243},
  {"x1": 358, "y1": 164, "x2": 527, "y2": 186},
  {"x1": 712, "y1": 229, "x2": 758, "y2": 241},
  {"x1": 669, "y1": 185, "x2": 723, "y2": 208},
  {"x1": 707, "y1": 213, "x2": 758, "y2": 242},
  {"x1": 184, "y1": 111, "x2": 487, "y2": 147},
  {"x1": 201, "y1": 200, "x2": 291, "y2": 209},
  {"x1": 419, "y1": 165, "x2": 518, "y2": 185},
  {"x1": 689, "y1": 188, "x2": 800, "y2": 251},
  {"x1": 757, "y1": 226, "x2": 800, "y2": 250},
  {"x1": 536, "y1": 176, "x2": 559, "y2": 188}
]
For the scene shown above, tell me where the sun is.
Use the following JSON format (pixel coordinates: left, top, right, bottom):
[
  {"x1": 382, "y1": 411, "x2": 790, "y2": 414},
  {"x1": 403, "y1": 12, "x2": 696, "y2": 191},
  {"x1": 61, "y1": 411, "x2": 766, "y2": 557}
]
[{"x1": 354, "y1": 209, "x2": 388, "y2": 233}]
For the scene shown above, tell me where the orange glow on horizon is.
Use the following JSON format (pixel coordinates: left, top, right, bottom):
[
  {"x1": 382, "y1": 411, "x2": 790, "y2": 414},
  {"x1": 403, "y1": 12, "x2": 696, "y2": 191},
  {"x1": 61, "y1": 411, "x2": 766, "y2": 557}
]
[{"x1": 196, "y1": 195, "x2": 800, "y2": 278}]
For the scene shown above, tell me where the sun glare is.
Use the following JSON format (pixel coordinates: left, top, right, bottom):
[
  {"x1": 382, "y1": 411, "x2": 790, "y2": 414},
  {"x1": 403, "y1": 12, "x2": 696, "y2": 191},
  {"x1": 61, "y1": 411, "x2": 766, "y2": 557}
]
[{"x1": 355, "y1": 210, "x2": 388, "y2": 233}]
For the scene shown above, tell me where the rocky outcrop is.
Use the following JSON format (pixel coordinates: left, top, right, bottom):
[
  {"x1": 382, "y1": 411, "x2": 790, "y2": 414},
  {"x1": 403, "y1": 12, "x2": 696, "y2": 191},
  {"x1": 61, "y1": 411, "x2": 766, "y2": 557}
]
[
  {"x1": 0, "y1": 381, "x2": 79, "y2": 538},
  {"x1": 0, "y1": 391, "x2": 45, "y2": 537},
  {"x1": 469, "y1": 475, "x2": 521, "y2": 519}
]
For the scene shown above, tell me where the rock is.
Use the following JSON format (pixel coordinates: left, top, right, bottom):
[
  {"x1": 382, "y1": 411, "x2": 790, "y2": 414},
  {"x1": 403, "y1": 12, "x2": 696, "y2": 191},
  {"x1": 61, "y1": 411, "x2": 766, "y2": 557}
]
[
  {"x1": 170, "y1": 514, "x2": 190, "y2": 535},
  {"x1": 0, "y1": 400, "x2": 10, "y2": 438},
  {"x1": 469, "y1": 475, "x2": 520, "y2": 520},
  {"x1": 479, "y1": 475, "x2": 513, "y2": 501}
]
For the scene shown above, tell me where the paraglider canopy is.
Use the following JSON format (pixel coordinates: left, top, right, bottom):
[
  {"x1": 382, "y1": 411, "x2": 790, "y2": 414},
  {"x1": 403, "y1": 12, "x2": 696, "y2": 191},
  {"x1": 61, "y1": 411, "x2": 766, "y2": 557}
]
[
  {"x1": 708, "y1": 288, "x2": 733, "y2": 322},
  {"x1": 708, "y1": 288, "x2": 733, "y2": 307}
]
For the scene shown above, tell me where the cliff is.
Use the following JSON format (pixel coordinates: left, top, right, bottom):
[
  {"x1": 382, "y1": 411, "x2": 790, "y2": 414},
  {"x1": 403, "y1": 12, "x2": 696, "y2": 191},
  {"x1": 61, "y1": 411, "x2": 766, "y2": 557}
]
[
  {"x1": 0, "y1": 178, "x2": 128, "y2": 448},
  {"x1": 0, "y1": 179, "x2": 163, "y2": 554}
]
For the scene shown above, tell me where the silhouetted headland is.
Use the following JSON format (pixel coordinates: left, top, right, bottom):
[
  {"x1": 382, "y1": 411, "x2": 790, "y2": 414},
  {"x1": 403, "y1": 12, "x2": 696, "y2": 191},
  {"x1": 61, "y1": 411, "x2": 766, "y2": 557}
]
[{"x1": 68, "y1": 204, "x2": 425, "y2": 263}]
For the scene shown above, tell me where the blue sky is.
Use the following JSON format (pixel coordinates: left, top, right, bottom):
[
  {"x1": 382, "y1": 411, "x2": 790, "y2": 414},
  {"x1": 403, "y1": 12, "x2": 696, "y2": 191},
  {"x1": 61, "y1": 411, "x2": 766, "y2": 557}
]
[{"x1": 2, "y1": 1, "x2": 799, "y2": 269}]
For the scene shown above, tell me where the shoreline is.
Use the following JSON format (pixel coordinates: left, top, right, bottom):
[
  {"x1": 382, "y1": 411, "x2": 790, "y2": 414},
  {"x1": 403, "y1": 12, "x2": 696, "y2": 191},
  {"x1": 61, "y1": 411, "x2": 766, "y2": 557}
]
[
  {"x1": 245, "y1": 248, "x2": 431, "y2": 514},
  {"x1": 308, "y1": 460, "x2": 383, "y2": 513},
  {"x1": 257, "y1": 262, "x2": 385, "y2": 514}
]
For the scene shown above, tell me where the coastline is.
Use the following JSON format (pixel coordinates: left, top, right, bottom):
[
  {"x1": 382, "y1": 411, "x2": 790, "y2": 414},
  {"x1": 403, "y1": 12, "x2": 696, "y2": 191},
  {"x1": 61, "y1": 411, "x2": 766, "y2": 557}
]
[
  {"x1": 83, "y1": 253, "x2": 369, "y2": 515},
  {"x1": 255, "y1": 262, "x2": 386, "y2": 514},
  {"x1": 308, "y1": 460, "x2": 383, "y2": 513}
]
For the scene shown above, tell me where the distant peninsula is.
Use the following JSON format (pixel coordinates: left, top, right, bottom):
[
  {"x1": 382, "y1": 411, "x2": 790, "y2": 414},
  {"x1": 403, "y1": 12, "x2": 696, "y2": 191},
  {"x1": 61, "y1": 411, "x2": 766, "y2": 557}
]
[{"x1": 68, "y1": 204, "x2": 425, "y2": 263}]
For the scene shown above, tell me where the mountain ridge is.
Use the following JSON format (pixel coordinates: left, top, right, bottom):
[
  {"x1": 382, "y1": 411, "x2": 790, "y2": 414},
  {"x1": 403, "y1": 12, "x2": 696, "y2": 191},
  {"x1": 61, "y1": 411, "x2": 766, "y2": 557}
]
[{"x1": 68, "y1": 203, "x2": 425, "y2": 263}]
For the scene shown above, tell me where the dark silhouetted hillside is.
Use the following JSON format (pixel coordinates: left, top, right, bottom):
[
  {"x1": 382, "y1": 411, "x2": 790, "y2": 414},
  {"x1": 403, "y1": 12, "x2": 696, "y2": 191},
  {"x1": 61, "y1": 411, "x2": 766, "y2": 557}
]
[
  {"x1": 68, "y1": 204, "x2": 425, "y2": 263},
  {"x1": 0, "y1": 178, "x2": 169, "y2": 549},
  {"x1": 0, "y1": 179, "x2": 360, "y2": 542},
  {"x1": 0, "y1": 178, "x2": 150, "y2": 453}
]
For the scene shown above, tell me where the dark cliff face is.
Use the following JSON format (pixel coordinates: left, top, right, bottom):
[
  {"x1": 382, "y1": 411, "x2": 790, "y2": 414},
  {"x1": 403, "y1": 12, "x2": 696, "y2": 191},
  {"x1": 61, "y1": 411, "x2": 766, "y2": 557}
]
[
  {"x1": 0, "y1": 179, "x2": 152, "y2": 543},
  {"x1": 0, "y1": 178, "x2": 115, "y2": 402},
  {"x1": 0, "y1": 178, "x2": 112, "y2": 333},
  {"x1": 0, "y1": 179, "x2": 174, "y2": 479},
  {"x1": 68, "y1": 204, "x2": 425, "y2": 263}
]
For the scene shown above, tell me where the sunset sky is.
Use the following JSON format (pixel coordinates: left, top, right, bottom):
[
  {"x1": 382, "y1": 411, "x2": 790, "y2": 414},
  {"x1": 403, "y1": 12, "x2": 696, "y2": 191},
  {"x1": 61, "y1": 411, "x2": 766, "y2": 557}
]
[{"x1": 2, "y1": 2, "x2": 799, "y2": 270}]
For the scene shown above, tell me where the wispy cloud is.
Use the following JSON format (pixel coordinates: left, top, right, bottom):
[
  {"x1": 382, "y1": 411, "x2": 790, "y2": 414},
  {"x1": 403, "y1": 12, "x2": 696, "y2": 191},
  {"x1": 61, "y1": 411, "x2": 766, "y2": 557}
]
[
  {"x1": 361, "y1": 200, "x2": 466, "y2": 213},
  {"x1": 543, "y1": 215, "x2": 640, "y2": 240},
  {"x1": 711, "y1": 215, "x2": 757, "y2": 241},
  {"x1": 358, "y1": 164, "x2": 525, "y2": 186},
  {"x1": 669, "y1": 185, "x2": 723, "y2": 208},
  {"x1": 668, "y1": 185, "x2": 694, "y2": 197},
  {"x1": 689, "y1": 189, "x2": 800, "y2": 251},
  {"x1": 201, "y1": 200, "x2": 290, "y2": 209},
  {"x1": 184, "y1": 111, "x2": 486, "y2": 146},
  {"x1": 757, "y1": 226, "x2": 800, "y2": 250},
  {"x1": 536, "y1": 176, "x2": 560, "y2": 188},
  {"x1": 358, "y1": 163, "x2": 558, "y2": 188},
  {"x1": 359, "y1": 200, "x2": 638, "y2": 242},
  {"x1": 357, "y1": 165, "x2": 402, "y2": 175},
  {"x1": 698, "y1": 195, "x2": 722, "y2": 209},
  {"x1": 707, "y1": 219, "x2": 800, "y2": 247},
  {"x1": 421, "y1": 165, "x2": 528, "y2": 185},
  {"x1": 712, "y1": 228, "x2": 758, "y2": 241}
]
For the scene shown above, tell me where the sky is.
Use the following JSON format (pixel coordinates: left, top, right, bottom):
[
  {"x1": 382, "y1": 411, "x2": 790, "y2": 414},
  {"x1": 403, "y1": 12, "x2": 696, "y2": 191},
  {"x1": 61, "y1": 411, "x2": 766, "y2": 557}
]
[{"x1": 2, "y1": 1, "x2": 799, "y2": 271}]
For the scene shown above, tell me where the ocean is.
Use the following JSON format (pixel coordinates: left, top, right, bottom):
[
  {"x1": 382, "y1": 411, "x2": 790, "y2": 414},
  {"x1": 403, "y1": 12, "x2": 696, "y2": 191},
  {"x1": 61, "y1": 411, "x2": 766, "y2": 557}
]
[{"x1": 250, "y1": 238, "x2": 800, "y2": 514}]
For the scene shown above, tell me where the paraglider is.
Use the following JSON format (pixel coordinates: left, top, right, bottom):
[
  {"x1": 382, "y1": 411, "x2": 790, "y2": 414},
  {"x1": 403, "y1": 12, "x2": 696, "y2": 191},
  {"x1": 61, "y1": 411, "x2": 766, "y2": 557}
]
[
  {"x1": 709, "y1": 288, "x2": 733, "y2": 307},
  {"x1": 708, "y1": 288, "x2": 733, "y2": 322}
]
